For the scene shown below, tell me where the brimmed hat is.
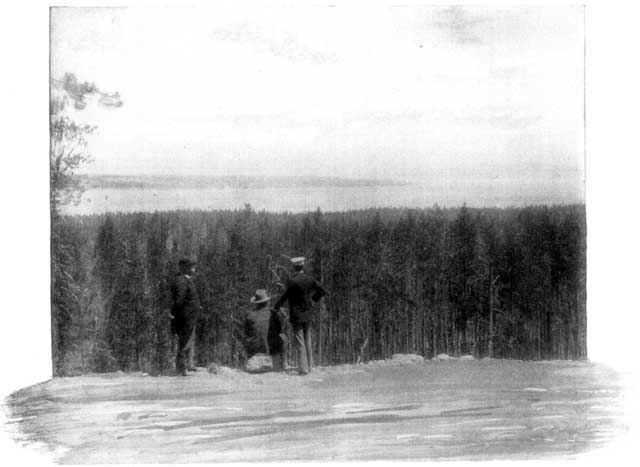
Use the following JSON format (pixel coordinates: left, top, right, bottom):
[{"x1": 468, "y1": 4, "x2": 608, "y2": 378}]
[
  {"x1": 290, "y1": 256, "x2": 306, "y2": 266},
  {"x1": 178, "y1": 257, "x2": 196, "y2": 269},
  {"x1": 250, "y1": 289, "x2": 271, "y2": 304}
]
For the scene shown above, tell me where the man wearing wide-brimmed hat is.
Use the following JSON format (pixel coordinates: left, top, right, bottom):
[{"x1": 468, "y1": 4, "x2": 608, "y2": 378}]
[
  {"x1": 244, "y1": 289, "x2": 288, "y2": 372},
  {"x1": 244, "y1": 289, "x2": 271, "y2": 358},
  {"x1": 273, "y1": 256, "x2": 325, "y2": 375},
  {"x1": 169, "y1": 257, "x2": 202, "y2": 376}
]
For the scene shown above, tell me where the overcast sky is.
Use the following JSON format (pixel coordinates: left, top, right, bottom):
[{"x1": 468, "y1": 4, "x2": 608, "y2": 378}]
[{"x1": 50, "y1": 5, "x2": 584, "y2": 184}]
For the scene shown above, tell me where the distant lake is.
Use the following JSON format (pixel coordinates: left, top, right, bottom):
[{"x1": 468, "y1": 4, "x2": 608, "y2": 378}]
[{"x1": 63, "y1": 176, "x2": 584, "y2": 215}]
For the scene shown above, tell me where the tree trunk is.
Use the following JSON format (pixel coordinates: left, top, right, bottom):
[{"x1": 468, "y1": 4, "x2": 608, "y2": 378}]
[
  {"x1": 536, "y1": 307, "x2": 542, "y2": 360},
  {"x1": 488, "y1": 275, "x2": 496, "y2": 358},
  {"x1": 432, "y1": 311, "x2": 437, "y2": 358},
  {"x1": 318, "y1": 302, "x2": 324, "y2": 366},
  {"x1": 488, "y1": 298, "x2": 494, "y2": 358}
]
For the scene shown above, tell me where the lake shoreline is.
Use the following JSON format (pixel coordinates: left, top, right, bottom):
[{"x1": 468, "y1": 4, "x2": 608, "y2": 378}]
[{"x1": 63, "y1": 184, "x2": 585, "y2": 216}]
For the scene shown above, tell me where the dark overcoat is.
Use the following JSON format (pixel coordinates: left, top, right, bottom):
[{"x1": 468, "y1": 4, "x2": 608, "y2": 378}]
[
  {"x1": 170, "y1": 273, "x2": 202, "y2": 336},
  {"x1": 243, "y1": 307, "x2": 270, "y2": 357},
  {"x1": 273, "y1": 271, "x2": 325, "y2": 325},
  {"x1": 267, "y1": 308, "x2": 289, "y2": 355},
  {"x1": 242, "y1": 306, "x2": 290, "y2": 357}
]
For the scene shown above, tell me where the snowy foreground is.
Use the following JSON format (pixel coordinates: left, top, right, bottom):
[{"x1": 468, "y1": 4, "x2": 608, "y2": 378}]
[{"x1": 3, "y1": 357, "x2": 629, "y2": 463}]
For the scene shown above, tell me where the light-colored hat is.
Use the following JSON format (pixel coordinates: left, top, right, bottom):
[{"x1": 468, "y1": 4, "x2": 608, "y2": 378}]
[
  {"x1": 291, "y1": 257, "x2": 306, "y2": 266},
  {"x1": 250, "y1": 289, "x2": 271, "y2": 304}
]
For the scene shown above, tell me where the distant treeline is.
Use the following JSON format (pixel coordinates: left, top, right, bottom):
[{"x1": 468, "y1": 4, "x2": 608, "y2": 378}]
[
  {"x1": 51, "y1": 204, "x2": 586, "y2": 376},
  {"x1": 76, "y1": 174, "x2": 410, "y2": 190}
]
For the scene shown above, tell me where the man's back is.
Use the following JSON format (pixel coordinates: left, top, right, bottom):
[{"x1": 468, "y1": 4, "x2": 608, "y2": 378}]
[
  {"x1": 275, "y1": 271, "x2": 325, "y2": 324},
  {"x1": 170, "y1": 274, "x2": 201, "y2": 324}
]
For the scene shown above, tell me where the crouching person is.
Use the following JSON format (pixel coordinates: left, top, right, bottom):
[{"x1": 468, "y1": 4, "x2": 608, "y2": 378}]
[
  {"x1": 244, "y1": 289, "x2": 271, "y2": 358},
  {"x1": 245, "y1": 289, "x2": 289, "y2": 372}
]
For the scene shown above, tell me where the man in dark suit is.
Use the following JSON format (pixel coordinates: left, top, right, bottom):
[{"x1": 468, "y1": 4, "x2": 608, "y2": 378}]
[
  {"x1": 273, "y1": 257, "x2": 325, "y2": 375},
  {"x1": 169, "y1": 258, "x2": 202, "y2": 376}
]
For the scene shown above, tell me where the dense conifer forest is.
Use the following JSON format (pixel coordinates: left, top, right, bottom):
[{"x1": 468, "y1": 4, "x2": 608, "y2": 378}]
[{"x1": 51, "y1": 204, "x2": 586, "y2": 376}]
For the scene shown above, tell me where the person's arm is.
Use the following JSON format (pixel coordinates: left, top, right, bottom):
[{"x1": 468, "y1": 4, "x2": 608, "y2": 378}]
[
  {"x1": 273, "y1": 286, "x2": 289, "y2": 310},
  {"x1": 169, "y1": 281, "x2": 177, "y2": 318},
  {"x1": 311, "y1": 278, "x2": 326, "y2": 302},
  {"x1": 189, "y1": 278, "x2": 203, "y2": 312}
]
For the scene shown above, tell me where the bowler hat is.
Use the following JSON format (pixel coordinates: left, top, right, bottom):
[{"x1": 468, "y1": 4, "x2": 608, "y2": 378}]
[
  {"x1": 178, "y1": 257, "x2": 196, "y2": 269},
  {"x1": 250, "y1": 289, "x2": 271, "y2": 304}
]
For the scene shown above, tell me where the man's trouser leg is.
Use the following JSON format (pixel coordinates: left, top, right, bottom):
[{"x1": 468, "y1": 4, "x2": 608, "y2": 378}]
[
  {"x1": 272, "y1": 332, "x2": 288, "y2": 372},
  {"x1": 271, "y1": 352, "x2": 283, "y2": 372},
  {"x1": 293, "y1": 323, "x2": 309, "y2": 374},
  {"x1": 304, "y1": 324, "x2": 313, "y2": 372},
  {"x1": 176, "y1": 326, "x2": 195, "y2": 375},
  {"x1": 188, "y1": 326, "x2": 196, "y2": 370}
]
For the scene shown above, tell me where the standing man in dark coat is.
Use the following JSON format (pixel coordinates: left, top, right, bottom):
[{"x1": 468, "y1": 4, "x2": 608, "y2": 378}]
[
  {"x1": 273, "y1": 257, "x2": 325, "y2": 375},
  {"x1": 169, "y1": 258, "x2": 202, "y2": 376}
]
